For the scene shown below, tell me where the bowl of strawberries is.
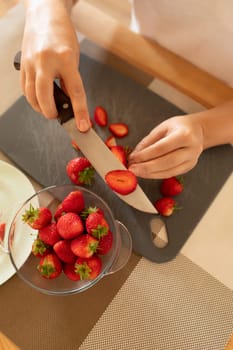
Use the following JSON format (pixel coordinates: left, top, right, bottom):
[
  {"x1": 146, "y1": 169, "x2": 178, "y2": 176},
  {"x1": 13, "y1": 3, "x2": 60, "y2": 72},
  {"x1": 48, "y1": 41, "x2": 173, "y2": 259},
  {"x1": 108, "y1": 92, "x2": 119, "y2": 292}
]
[{"x1": 6, "y1": 184, "x2": 132, "y2": 295}]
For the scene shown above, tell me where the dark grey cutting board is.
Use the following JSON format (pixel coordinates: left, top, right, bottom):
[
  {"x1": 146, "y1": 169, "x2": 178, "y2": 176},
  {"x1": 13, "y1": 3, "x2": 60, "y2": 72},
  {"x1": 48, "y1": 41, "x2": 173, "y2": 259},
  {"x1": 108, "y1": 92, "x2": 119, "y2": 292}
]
[{"x1": 0, "y1": 53, "x2": 233, "y2": 262}]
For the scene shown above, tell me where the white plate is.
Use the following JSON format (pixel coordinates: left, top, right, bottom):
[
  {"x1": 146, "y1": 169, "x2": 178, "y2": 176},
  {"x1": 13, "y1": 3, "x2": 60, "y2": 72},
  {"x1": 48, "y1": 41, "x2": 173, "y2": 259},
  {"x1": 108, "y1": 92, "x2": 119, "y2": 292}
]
[{"x1": 0, "y1": 160, "x2": 36, "y2": 285}]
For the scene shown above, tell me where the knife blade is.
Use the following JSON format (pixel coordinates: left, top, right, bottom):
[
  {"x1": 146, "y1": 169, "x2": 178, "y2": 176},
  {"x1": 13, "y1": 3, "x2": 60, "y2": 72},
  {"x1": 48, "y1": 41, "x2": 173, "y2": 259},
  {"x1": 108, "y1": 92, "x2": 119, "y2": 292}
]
[{"x1": 13, "y1": 52, "x2": 170, "y2": 246}]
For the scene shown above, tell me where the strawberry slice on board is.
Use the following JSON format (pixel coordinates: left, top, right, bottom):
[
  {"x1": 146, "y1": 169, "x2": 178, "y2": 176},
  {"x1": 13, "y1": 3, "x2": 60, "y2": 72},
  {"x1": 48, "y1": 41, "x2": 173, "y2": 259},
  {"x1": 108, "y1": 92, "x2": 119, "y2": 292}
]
[
  {"x1": 94, "y1": 106, "x2": 108, "y2": 127},
  {"x1": 105, "y1": 135, "x2": 117, "y2": 148},
  {"x1": 110, "y1": 145, "x2": 127, "y2": 166},
  {"x1": 109, "y1": 123, "x2": 129, "y2": 138},
  {"x1": 105, "y1": 169, "x2": 137, "y2": 195}
]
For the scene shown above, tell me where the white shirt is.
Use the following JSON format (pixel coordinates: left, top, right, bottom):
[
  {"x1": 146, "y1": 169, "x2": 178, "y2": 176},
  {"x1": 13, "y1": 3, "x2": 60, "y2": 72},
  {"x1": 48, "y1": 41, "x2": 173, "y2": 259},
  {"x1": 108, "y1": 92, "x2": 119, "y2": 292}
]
[{"x1": 130, "y1": 0, "x2": 233, "y2": 87}]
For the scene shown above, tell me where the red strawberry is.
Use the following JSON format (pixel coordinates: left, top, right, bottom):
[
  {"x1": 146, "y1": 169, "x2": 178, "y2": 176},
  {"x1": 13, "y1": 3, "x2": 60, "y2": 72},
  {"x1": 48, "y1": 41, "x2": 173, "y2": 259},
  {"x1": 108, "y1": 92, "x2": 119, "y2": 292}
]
[
  {"x1": 94, "y1": 106, "x2": 108, "y2": 126},
  {"x1": 71, "y1": 234, "x2": 99, "y2": 258},
  {"x1": 109, "y1": 123, "x2": 129, "y2": 138},
  {"x1": 154, "y1": 197, "x2": 177, "y2": 216},
  {"x1": 22, "y1": 204, "x2": 52, "y2": 229},
  {"x1": 160, "y1": 176, "x2": 184, "y2": 197},
  {"x1": 105, "y1": 135, "x2": 117, "y2": 148},
  {"x1": 37, "y1": 253, "x2": 62, "y2": 279},
  {"x1": 97, "y1": 230, "x2": 113, "y2": 255},
  {"x1": 61, "y1": 190, "x2": 85, "y2": 214},
  {"x1": 110, "y1": 145, "x2": 127, "y2": 166},
  {"x1": 85, "y1": 212, "x2": 109, "y2": 239},
  {"x1": 53, "y1": 240, "x2": 76, "y2": 264},
  {"x1": 66, "y1": 157, "x2": 95, "y2": 186},
  {"x1": 57, "y1": 212, "x2": 84, "y2": 239},
  {"x1": 54, "y1": 203, "x2": 66, "y2": 221},
  {"x1": 32, "y1": 238, "x2": 50, "y2": 258},
  {"x1": 0, "y1": 222, "x2": 6, "y2": 242},
  {"x1": 74, "y1": 256, "x2": 102, "y2": 280},
  {"x1": 63, "y1": 262, "x2": 81, "y2": 281},
  {"x1": 38, "y1": 222, "x2": 61, "y2": 246},
  {"x1": 105, "y1": 169, "x2": 137, "y2": 195},
  {"x1": 80, "y1": 206, "x2": 104, "y2": 220}
]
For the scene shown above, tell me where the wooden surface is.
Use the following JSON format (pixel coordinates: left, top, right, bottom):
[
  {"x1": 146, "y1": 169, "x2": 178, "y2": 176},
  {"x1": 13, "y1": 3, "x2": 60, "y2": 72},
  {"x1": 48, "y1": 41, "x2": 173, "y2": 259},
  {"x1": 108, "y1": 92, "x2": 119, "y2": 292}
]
[{"x1": 0, "y1": 0, "x2": 232, "y2": 349}]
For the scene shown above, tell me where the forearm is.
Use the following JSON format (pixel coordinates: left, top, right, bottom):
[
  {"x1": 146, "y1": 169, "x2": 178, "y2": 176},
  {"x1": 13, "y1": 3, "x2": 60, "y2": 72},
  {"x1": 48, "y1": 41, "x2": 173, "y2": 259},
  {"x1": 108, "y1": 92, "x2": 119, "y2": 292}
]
[
  {"x1": 192, "y1": 100, "x2": 233, "y2": 149},
  {"x1": 23, "y1": 0, "x2": 78, "y2": 13}
]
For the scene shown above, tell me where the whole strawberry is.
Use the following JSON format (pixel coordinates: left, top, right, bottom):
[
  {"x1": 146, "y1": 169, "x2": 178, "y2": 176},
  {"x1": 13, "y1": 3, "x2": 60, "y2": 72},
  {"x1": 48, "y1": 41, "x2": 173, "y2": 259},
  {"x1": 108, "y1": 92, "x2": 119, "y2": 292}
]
[
  {"x1": 63, "y1": 262, "x2": 81, "y2": 281},
  {"x1": 97, "y1": 230, "x2": 113, "y2": 255},
  {"x1": 66, "y1": 157, "x2": 95, "y2": 186},
  {"x1": 57, "y1": 212, "x2": 84, "y2": 239},
  {"x1": 38, "y1": 222, "x2": 61, "y2": 246},
  {"x1": 37, "y1": 253, "x2": 62, "y2": 279},
  {"x1": 71, "y1": 234, "x2": 99, "y2": 258},
  {"x1": 85, "y1": 212, "x2": 109, "y2": 239},
  {"x1": 53, "y1": 240, "x2": 76, "y2": 264},
  {"x1": 22, "y1": 204, "x2": 52, "y2": 229},
  {"x1": 61, "y1": 190, "x2": 85, "y2": 214},
  {"x1": 154, "y1": 197, "x2": 177, "y2": 217},
  {"x1": 74, "y1": 255, "x2": 102, "y2": 280},
  {"x1": 160, "y1": 176, "x2": 184, "y2": 197},
  {"x1": 32, "y1": 238, "x2": 50, "y2": 258}
]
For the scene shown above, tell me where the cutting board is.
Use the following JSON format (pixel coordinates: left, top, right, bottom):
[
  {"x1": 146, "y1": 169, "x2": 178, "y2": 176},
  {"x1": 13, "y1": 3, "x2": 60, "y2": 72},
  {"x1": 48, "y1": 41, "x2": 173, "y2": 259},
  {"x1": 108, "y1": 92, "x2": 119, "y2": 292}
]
[{"x1": 0, "y1": 53, "x2": 232, "y2": 262}]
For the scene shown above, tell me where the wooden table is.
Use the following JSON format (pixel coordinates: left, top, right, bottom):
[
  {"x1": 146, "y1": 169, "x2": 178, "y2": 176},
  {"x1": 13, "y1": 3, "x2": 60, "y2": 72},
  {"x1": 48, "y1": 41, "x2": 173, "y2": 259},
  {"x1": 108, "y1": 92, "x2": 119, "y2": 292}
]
[{"x1": 0, "y1": 1, "x2": 233, "y2": 349}]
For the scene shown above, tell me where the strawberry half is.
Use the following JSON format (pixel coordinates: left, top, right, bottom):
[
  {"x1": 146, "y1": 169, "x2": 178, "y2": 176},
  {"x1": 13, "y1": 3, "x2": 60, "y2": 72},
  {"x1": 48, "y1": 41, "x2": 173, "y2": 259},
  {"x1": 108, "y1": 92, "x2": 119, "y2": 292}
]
[
  {"x1": 66, "y1": 157, "x2": 95, "y2": 186},
  {"x1": 105, "y1": 169, "x2": 137, "y2": 195},
  {"x1": 94, "y1": 106, "x2": 108, "y2": 126},
  {"x1": 105, "y1": 135, "x2": 117, "y2": 148},
  {"x1": 110, "y1": 145, "x2": 127, "y2": 166},
  {"x1": 38, "y1": 222, "x2": 61, "y2": 246},
  {"x1": 53, "y1": 240, "x2": 76, "y2": 264},
  {"x1": 154, "y1": 197, "x2": 177, "y2": 216},
  {"x1": 74, "y1": 256, "x2": 102, "y2": 280},
  {"x1": 61, "y1": 190, "x2": 85, "y2": 214},
  {"x1": 109, "y1": 123, "x2": 129, "y2": 138},
  {"x1": 22, "y1": 204, "x2": 52, "y2": 230},
  {"x1": 71, "y1": 234, "x2": 99, "y2": 258},
  {"x1": 37, "y1": 253, "x2": 62, "y2": 279},
  {"x1": 160, "y1": 177, "x2": 184, "y2": 197}
]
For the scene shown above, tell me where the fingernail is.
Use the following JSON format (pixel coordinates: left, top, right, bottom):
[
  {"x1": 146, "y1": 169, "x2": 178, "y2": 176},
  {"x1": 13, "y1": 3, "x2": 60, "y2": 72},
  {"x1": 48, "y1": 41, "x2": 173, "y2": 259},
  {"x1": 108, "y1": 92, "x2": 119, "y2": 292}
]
[{"x1": 78, "y1": 119, "x2": 89, "y2": 132}]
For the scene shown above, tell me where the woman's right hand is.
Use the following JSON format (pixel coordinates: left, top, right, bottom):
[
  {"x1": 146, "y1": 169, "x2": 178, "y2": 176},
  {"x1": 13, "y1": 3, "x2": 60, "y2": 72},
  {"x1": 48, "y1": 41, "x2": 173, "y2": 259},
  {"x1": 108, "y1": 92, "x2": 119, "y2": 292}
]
[{"x1": 21, "y1": 0, "x2": 90, "y2": 132}]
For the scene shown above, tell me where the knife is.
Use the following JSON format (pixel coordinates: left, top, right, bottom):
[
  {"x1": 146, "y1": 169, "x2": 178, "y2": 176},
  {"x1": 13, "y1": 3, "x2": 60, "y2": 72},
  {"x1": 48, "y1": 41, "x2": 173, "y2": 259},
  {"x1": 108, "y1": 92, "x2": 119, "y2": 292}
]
[{"x1": 14, "y1": 52, "x2": 168, "y2": 245}]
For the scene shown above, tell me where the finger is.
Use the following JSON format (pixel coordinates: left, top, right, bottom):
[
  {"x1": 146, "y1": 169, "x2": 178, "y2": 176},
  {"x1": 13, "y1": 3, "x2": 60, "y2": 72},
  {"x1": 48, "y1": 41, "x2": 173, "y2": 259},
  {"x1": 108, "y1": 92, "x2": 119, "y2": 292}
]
[
  {"x1": 132, "y1": 123, "x2": 168, "y2": 152},
  {"x1": 35, "y1": 72, "x2": 58, "y2": 119},
  {"x1": 24, "y1": 74, "x2": 42, "y2": 114},
  {"x1": 62, "y1": 71, "x2": 91, "y2": 132},
  {"x1": 20, "y1": 69, "x2": 26, "y2": 96},
  {"x1": 128, "y1": 147, "x2": 197, "y2": 179}
]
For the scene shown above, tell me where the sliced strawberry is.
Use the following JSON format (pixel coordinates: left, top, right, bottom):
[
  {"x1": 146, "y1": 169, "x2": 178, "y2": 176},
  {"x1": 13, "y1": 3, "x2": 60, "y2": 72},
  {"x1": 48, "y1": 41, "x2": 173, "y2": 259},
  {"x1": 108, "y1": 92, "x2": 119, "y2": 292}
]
[
  {"x1": 160, "y1": 177, "x2": 184, "y2": 197},
  {"x1": 57, "y1": 212, "x2": 84, "y2": 239},
  {"x1": 63, "y1": 262, "x2": 81, "y2": 281},
  {"x1": 37, "y1": 253, "x2": 62, "y2": 279},
  {"x1": 97, "y1": 230, "x2": 113, "y2": 255},
  {"x1": 71, "y1": 234, "x2": 99, "y2": 258},
  {"x1": 85, "y1": 212, "x2": 109, "y2": 239},
  {"x1": 22, "y1": 204, "x2": 52, "y2": 230},
  {"x1": 94, "y1": 106, "x2": 108, "y2": 126},
  {"x1": 0, "y1": 222, "x2": 6, "y2": 242},
  {"x1": 53, "y1": 240, "x2": 76, "y2": 264},
  {"x1": 154, "y1": 197, "x2": 177, "y2": 216},
  {"x1": 105, "y1": 135, "x2": 117, "y2": 148},
  {"x1": 71, "y1": 139, "x2": 80, "y2": 152},
  {"x1": 61, "y1": 190, "x2": 85, "y2": 214},
  {"x1": 74, "y1": 256, "x2": 102, "y2": 280},
  {"x1": 110, "y1": 145, "x2": 127, "y2": 166},
  {"x1": 32, "y1": 238, "x2": 50, "y2": 258},
  {"x1": 66, "y1": 157, "x2": 95, "y2": 186},
  {"x1": 109, "y1": 123, "x2": 129, "y2": 138},
  {"x1": 105, "y1": 169, "x2": 137, "y2": 195},
  {"x1": 38, "y1": 222, "x2": 61, "y2": 246}
]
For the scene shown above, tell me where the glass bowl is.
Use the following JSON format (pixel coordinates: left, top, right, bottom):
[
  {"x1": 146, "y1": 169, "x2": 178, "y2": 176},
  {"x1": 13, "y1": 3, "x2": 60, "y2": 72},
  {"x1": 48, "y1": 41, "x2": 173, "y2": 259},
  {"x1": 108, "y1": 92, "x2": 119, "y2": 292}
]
[{"x1": 1, "y1": 184, "x2": 132, "y2": 295}]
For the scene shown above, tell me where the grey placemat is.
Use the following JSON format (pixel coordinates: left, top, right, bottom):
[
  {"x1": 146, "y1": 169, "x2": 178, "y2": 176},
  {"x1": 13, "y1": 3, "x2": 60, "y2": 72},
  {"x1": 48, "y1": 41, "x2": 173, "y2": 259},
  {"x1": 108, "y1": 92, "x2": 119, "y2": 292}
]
[{"x1": 0, "y1": 53, "x2": 232, "y2": 262}]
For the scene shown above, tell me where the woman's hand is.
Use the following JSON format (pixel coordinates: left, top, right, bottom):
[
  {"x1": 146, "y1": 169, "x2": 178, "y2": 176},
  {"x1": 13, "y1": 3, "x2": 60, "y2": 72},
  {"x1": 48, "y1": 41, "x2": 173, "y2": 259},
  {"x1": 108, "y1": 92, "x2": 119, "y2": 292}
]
[
  {"x1": 21, "y1": 0, "x2": 90, "y2": 131},
  {"x1": 128, "y1": 115, "x2": 204, "y2": 179}
]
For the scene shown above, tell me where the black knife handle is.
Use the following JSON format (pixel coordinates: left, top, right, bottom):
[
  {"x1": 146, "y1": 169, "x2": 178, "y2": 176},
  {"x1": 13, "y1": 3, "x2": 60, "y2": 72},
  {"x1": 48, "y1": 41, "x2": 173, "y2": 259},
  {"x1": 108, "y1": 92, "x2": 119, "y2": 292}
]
[{"x1": 13, "y1": 51, "x2": 74, "y2": 124}]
